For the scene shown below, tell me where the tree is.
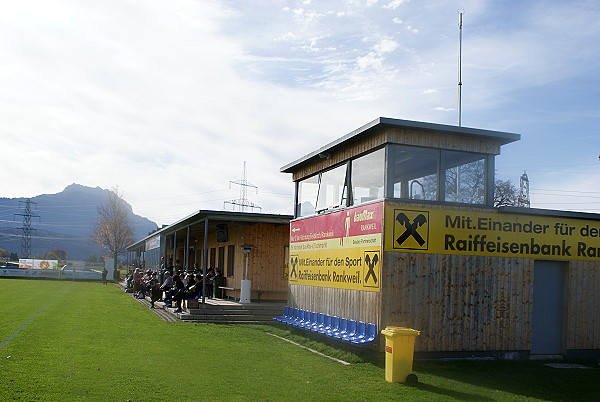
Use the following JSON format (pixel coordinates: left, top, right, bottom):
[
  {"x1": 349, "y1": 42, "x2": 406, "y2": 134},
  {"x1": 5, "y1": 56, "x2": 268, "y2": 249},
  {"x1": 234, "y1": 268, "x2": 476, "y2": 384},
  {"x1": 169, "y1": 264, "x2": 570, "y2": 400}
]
[
  {"x1": 494, "y1": 179, "x2": 519, "y2": 207},
  {"x1": 92, "y1": 187, "x2": 135, "y2": 279},
  {"x1": 48, "y1": 248, "x2": 67, "y2": 261},
  {"x1": 45, "y1": 252, "x2": 60, "y2": 261},
  {"x1": 0, "y1": 248, "x2": 9, "y2": 260}
]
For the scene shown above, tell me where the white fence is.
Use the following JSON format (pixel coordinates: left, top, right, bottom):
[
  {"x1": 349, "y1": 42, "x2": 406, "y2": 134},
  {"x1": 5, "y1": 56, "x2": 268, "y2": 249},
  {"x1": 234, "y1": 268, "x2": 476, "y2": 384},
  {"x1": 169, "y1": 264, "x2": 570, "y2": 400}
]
[{"x1": 0, "y1": 268, "x2": 102, "y2": 280}]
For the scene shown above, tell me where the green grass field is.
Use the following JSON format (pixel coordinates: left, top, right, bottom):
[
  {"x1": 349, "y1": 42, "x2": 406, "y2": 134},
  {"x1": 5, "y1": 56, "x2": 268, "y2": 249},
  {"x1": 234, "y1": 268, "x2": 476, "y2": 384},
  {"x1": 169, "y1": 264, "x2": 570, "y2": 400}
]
[{"x1": 1, "y1": 279, "x2": 598, "y2": 401}]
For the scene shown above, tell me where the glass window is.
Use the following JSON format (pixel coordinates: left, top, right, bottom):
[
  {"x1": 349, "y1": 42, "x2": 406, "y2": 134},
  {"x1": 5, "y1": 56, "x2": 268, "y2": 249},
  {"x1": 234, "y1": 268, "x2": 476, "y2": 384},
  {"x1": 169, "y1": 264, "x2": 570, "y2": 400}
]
[
  {"x1": 218, "y1": 246, "x2": 225, "y2": 272},
  {"x1": 227, "y1": 245, "x2": 235, "y2": 277},
  {"x1": 444, "y1": 151, "x2": 486, "y2": 204},
  {"x1": 297, "y1": 174, "x2": 319, "y2": 217},
  {"x1": 316, "y1": 164, "x2": 348, "y2": 212},
  {"x1": 388, "y1": 145, "x2": 438, "y2": 201},
  {"x1": 209, "y1": 248, "x2": 216, "y2": 269},
  {"x1": 351, "y1": 148, "x2": 385, "y2": 204},
  {"x1": 296, "y1": 163, "x2": 349, "y2": 217}
]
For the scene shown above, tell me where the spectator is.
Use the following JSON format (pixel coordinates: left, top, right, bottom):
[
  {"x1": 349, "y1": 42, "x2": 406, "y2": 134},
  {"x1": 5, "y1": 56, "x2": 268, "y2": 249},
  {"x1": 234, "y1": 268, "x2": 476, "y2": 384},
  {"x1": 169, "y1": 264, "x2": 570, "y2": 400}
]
[
  {"x1": 165, "y1": 273, "x2": 184, "y2": 308},
  {"x1": 203, "y1": 268, "x2": 215, "y2": 298},
  {"x1": 158, "y1": 257, "x2": 165, "y2": 284},
  {"x1": 173, "y1": 274, "x2": 201, "y2": 313},
  {"x1": 181, "y1": 272, "x2": 188, "y2": 288},
  {"x1": 186, "y1": 273, "x2": 196, "y2": 290},
  {"x1": 133, "y1": 268, "x2": 143, "y2": 296},
  {"x1": 161, "y1": 271, "x2": 173, "y2": 305},
  {"x1": 148, "y1": 272, "x2": 161, "y2": 309}
]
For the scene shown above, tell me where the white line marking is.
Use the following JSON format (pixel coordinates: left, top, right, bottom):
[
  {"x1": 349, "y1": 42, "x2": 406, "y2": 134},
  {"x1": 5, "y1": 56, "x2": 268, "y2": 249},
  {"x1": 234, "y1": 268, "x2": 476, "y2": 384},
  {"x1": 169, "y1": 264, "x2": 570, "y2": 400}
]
[
  {"x1": 267, "y1": 333, "x2": 351, "y2": 365},
  {"x1": 0, "y1": 286, "x2": 69, "y2": 350}
]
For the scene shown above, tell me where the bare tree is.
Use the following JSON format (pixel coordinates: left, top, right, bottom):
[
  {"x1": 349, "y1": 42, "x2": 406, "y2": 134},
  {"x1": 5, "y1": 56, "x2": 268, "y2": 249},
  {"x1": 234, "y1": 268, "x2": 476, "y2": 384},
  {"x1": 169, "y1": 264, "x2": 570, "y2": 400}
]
[
  {"x1": 494, "y1": 179, "x2": 519, "y2": 207},
  {"x1": 93, "y1": 187, "x2": 135, "y2": 279}
]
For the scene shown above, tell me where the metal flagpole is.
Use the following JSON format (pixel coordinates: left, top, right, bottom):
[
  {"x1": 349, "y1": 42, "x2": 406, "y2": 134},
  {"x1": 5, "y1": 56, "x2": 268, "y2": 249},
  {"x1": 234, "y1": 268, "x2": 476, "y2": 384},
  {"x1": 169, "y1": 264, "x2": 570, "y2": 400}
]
[{"x1": 458, "y1": 9, "x2": 464, "y2": 127}]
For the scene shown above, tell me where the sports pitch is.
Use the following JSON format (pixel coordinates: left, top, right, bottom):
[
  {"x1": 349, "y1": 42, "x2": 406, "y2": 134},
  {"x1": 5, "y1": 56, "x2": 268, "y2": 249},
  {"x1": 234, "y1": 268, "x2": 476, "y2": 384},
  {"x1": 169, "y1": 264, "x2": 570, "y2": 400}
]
[{"x1": 1, "y1": 279, "x2": 598, "y2": 401}]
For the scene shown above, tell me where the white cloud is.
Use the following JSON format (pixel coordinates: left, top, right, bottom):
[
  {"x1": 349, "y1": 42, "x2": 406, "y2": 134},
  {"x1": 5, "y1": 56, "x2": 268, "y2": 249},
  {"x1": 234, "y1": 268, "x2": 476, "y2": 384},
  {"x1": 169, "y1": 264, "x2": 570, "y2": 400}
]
[
  {"x1": 383, "y1": 0, "x2": 408, "y2": 10},
  {"x1": 375, "y1": 38, "x2": 398, "y2": 53},
  {"x1": 275, "y1": 32, "x2": 297, "y2": 42}
]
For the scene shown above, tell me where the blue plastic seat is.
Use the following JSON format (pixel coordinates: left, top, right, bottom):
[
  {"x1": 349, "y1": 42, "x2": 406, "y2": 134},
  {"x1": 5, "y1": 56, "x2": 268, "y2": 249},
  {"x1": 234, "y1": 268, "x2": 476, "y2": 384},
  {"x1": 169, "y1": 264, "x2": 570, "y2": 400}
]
[
  {"x1": 283, "y1": 307, "x2": 298, "y2": 324},
  {"x1": 310, "y1": 313, "x2": 325, "y2": 331},
  {"x1": 293, "y1": 309, "x2": 306, "y2": 327},
  {"x1": 341, "y1": 320, "x2": 357, "y2": 341},
  {"x1": 318, "y1": 315, "x2": 332, "y2": 334},
  {"x1": 349, "y1": 321, "x2": 367, "y2": 343},
  {"x1": 273, "y1": 306, "x2": 289, "y2": 323},
  {"x1": 300, "y1": 311, "x2": 317, "y2": 329},
  {"x1": 295, "y1": 309, "x2": 309, "y2": 327},
  {"x1": 354, "y1": 323, "x2": 377, "y2": 344},
  {"x1": 274, "y1": 309, "x2": 376, "y2": 347},
  {"x1": 331, "y1": 318, "x2": 348, "y2": 339},
  {"x1": 325, "y1": 316, "x2": 340, "y2": 337}
]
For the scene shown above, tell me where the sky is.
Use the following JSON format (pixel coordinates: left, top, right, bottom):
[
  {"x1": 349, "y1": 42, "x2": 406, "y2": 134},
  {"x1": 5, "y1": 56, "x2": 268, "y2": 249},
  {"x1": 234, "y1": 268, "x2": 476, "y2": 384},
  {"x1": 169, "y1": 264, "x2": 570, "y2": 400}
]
[{"x1": 1, "y1": 0, "x2": 599, "y2": 226}]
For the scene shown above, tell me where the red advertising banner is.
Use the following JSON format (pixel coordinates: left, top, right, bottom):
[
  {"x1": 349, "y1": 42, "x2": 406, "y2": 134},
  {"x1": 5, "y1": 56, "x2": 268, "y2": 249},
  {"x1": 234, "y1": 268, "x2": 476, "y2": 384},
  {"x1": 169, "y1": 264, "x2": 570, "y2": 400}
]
[{"x1": 290, "y1": 202, "x2": 383, "y2": 244}]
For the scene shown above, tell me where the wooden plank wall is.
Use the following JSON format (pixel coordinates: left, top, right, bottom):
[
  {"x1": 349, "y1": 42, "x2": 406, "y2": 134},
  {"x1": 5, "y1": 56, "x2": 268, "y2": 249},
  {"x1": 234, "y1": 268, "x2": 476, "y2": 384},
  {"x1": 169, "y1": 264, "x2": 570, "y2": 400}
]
[
  {"x1": 566, "y1": 260, "x2": 600, "y2": 350},
  {"x1": 380, "y1": 252, "x2": 534, "y2": 353},
  {"x1": 244, "y1": 223, "x2": 290, "y2": 298},
  {"x1": 386, "y1": 128, "x2": 501, "y2": 155},
  {"x1": 195, "y1": 222, "x2": 289, "y2": 301},
  {"x1": 288, "y1": 284, "x2": 381, "y2": 324}
]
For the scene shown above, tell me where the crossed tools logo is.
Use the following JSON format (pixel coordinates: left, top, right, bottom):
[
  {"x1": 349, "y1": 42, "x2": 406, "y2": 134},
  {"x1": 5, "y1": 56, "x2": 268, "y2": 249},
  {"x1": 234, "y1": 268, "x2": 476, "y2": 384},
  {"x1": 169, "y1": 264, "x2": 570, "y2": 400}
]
[
  {"x1": 392, "y1": 209, "x2": 429, "y2": 250},
  {"x1": 289, "y1": 255, "x2": 299, "y2": 282},
  {"x1": 363, "y1": 250, "x2": 380, "y2": 289}
]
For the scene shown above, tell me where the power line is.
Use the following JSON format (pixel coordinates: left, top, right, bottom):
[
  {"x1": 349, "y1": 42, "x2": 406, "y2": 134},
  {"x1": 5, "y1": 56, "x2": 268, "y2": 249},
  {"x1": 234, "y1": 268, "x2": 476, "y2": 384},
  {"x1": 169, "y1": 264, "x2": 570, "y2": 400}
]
[{"x1": 532, "y1": 188, "x2": 600, "y2": 195}]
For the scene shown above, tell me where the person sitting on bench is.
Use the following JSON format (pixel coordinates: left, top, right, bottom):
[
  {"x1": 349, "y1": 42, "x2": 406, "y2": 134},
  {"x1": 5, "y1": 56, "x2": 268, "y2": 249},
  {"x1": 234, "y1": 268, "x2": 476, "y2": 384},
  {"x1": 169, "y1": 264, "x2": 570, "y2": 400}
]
[{"x1": 172, "y1": 274, "x2": 202, "y2": 313}]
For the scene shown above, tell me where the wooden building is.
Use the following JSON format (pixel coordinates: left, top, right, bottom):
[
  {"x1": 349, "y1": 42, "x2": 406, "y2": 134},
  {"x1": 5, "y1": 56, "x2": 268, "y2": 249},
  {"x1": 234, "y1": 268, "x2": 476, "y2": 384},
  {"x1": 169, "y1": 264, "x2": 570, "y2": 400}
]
[
  {"x1": 281, "y1": 117, "x2": 600, "y2": 358},
  {"x1": 127, "y1": 210, "x2": 292, "y2": 302}
]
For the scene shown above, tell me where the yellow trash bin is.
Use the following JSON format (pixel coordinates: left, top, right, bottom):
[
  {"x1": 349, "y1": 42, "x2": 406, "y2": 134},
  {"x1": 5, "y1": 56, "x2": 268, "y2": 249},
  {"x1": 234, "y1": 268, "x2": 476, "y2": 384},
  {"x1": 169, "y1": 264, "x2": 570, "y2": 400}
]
[{"x1": 380, "y1": 326, "x2": 420, "y2": 383}]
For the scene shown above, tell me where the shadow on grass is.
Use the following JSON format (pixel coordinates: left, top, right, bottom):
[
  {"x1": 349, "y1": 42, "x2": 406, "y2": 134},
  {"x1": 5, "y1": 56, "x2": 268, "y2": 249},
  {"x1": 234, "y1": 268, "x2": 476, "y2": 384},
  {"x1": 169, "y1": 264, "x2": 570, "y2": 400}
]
[
  {"x1": 407, "y1": 382, "x2": 494, "y2": 401},
  {"x1": 414, "y1": 359, "x2": 600, "y2": 402},
  {"x1": 257, "y1": 323, "x2": 599, "y2": 401}
]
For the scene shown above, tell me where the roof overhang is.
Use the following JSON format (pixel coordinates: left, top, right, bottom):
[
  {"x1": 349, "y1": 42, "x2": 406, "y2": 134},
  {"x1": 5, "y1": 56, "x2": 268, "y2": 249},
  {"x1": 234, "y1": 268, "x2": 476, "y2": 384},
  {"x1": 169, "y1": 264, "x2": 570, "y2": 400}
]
[
  {"x1": 281, "y1": 117, "x2": 521, "y2": 174},
  {"x1": 127, "y1": 210, "x2": 293, "y2": 249}
]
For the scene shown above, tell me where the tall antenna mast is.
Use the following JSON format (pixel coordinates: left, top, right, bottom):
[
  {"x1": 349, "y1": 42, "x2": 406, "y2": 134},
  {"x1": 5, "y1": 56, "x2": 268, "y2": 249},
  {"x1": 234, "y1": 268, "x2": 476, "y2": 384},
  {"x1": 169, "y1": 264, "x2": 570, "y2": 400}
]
[
  {"x1": 458, "y1": 9, "x2": 464, "y2": 127},
  {"x1": 14, "y1": 199, "x2": 40, "y2": 258},
  {"x1": 224, "y1": 161, "x2": 262, "y2": 212}
]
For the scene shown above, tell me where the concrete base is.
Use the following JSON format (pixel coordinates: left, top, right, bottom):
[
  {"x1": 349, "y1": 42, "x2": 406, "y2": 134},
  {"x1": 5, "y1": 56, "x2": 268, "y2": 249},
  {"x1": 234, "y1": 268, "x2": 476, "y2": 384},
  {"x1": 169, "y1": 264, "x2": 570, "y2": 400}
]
[{"x1": 240, "y1": 280, "x2": 252, "y2": 304}]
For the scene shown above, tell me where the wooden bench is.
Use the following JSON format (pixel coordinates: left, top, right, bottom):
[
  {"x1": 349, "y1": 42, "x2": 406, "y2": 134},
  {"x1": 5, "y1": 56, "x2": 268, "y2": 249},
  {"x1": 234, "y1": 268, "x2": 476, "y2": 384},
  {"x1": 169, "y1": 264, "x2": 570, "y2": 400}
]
[{"x1": 218, "y1": 286, "x2": 237, "y2": 300}]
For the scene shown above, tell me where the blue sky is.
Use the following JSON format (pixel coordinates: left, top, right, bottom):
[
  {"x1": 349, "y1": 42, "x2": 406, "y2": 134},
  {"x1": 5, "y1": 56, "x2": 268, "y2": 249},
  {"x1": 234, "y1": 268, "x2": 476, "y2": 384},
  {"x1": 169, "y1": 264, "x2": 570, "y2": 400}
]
[{"x1": 1, "y1": 0, "x2": 598, "y2": 225}]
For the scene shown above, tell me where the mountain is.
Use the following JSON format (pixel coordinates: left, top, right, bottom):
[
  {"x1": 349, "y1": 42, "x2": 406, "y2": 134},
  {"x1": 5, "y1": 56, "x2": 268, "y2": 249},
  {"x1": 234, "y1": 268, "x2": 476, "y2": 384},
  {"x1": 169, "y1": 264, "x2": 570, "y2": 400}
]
[{"x1": 0, "y1": 184, "x2": 158, "y2": 260}]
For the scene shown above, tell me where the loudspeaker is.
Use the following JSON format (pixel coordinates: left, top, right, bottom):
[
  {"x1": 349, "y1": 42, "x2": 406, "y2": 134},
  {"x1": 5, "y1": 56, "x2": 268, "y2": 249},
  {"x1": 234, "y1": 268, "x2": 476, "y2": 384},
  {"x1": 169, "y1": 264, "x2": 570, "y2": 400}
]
[{"x1": 216, "y1": 224, "x2": 228, "y2": 242}]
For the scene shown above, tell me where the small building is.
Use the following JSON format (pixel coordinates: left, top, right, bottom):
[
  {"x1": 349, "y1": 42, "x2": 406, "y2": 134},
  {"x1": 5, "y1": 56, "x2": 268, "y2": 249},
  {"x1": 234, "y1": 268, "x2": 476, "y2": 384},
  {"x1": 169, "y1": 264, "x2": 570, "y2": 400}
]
[
  {"x1": 281, "y1": 117, "x2": 600, "y2": 358},
  {"x1": 127, "y1": 210, "x2": 292, "y2": 301}
]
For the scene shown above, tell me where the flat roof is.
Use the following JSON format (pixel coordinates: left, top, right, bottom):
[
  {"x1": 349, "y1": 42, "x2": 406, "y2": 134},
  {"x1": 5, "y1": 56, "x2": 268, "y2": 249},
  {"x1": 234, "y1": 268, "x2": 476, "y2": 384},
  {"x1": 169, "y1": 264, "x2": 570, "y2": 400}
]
[
  {"x1": 281, "y1": 117, "x2": 521, "y2": 173},
  {"x1": 127, "y1": 209, "x2": 293, "y2": 248}
]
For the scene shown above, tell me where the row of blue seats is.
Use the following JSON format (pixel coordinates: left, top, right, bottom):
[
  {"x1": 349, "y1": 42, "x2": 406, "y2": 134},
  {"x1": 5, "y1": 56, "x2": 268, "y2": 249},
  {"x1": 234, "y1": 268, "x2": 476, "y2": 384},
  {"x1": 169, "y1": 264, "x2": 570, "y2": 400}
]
[{"x1": 273, "y1": 307, "x2": 377, "y2": 345}]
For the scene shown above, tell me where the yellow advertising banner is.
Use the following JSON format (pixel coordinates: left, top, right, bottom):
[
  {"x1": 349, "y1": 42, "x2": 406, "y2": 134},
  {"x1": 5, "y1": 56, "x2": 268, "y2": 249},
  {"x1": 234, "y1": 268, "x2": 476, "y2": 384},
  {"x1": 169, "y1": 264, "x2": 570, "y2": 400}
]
[
  {"x1": 384, "y1": 206, "x2": 600, "y2": 261},
  {"x1": 288, "y1": 246, "x2": 382, "y2": 291},
  {"x1": 289, "y1": 202, "x2": 383, "y2": 291}
]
